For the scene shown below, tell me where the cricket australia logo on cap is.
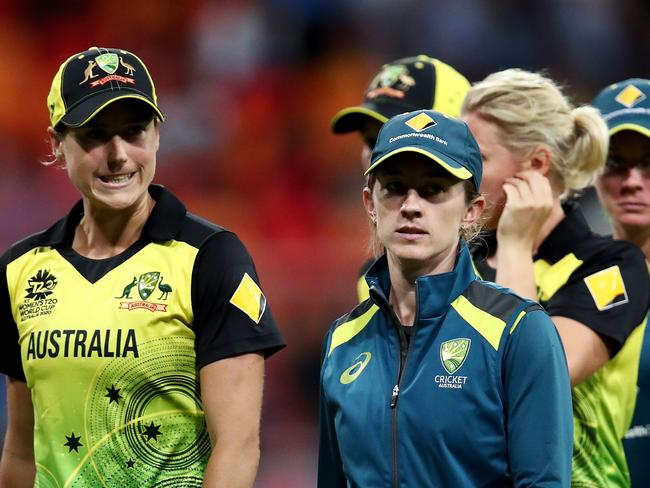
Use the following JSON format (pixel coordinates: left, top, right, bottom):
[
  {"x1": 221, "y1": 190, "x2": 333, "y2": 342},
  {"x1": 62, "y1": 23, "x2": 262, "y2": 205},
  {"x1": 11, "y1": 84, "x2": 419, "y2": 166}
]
[
  {"x1": 366, "y1": 64, "x2": 416, "y2": 100},
  {"x1": 405, "y1": 112, "x2": 437, "y2": 132},
  {"x1": 435, "y1": 338, "x2": 470, "y2": 389},
  {"x1": 615, "y1": 85, "x2": 646, "y2": 108},
  {"x1": 95, "y1": 53, "x2": 119, "y2": 74},
  {"x1": 80, "y1": 51, "x2": 137, "y2": 88}
]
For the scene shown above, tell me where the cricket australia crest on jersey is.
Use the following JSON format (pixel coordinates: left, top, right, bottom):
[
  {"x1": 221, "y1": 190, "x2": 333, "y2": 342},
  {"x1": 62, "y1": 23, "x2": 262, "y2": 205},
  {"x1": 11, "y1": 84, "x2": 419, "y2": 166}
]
[
  {"x1": 435, "y1": 338, "x2": 470, "y2": 389},
  {"x1": 117, "y1": 271, "x2": 173, "y2": 312},
  {"x1": 18, "y1": 269, "x2": 59, "y2": 321}
]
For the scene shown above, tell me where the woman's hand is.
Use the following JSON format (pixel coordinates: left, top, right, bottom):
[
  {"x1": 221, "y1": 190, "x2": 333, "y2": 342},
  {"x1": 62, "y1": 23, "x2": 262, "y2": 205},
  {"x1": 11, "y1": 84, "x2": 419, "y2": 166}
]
[
  {"x1": 493, "y1": 170, "x2": 554, "y2": 300},
  {"x1": 497, "y1": 170, "x2": 554, "y2": 253}
]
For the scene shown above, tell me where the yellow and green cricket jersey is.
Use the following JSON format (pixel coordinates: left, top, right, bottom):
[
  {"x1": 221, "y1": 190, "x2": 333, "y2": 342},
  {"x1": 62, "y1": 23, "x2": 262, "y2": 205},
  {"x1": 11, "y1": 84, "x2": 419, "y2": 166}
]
[
  {"x1": 474, "y1": 204, "x2": 650, "y2": 487},
  {"x1": 0, "y1": 185, "x2": 285, "y2": 487}
]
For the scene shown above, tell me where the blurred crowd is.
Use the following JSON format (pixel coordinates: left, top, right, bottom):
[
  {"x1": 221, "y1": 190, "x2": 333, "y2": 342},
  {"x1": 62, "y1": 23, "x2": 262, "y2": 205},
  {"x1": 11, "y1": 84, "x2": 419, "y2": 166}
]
[{"x1": 0, "y1": 0, "x2": 649, "y2": 485}]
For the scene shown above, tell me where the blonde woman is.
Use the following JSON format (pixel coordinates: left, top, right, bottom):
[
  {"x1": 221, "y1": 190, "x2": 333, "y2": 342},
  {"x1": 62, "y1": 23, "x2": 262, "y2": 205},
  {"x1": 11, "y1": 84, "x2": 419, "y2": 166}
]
[
  {"x1": 462, "y1": 69, "x2": 650, "y2": 487},
  {"x1": 319, "y1": 109, "x2": 572, "y2": 487}
]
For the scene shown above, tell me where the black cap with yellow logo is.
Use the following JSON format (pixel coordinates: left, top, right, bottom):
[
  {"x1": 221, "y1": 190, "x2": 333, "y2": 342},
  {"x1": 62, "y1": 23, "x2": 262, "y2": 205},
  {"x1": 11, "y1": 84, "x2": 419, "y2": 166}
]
[
  {"x1": 47, "y1": 46, "x2": 164, "y2": 128},
  {"x1": 331, "y1": 55, "x2": 470, "y2": 134}
]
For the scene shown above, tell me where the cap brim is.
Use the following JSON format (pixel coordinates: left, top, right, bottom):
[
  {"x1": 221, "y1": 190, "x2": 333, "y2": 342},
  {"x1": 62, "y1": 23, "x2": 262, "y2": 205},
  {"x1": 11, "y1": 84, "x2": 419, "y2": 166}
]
[
  {"x1": 331, "y1": 98, "x2": 422, "y2": 134},
  {"x1": 365, "y1": 146, "x2": 473, "y2": 181},
  {"x1": 608, "y1": 121, "x2": 650, "y2": 138},
  {"x1": 60, "y1": 92, "x2": 165, "y2": 128},
  {"x1": 330, "y1": 106, "x2": 389, "y2": 134}
]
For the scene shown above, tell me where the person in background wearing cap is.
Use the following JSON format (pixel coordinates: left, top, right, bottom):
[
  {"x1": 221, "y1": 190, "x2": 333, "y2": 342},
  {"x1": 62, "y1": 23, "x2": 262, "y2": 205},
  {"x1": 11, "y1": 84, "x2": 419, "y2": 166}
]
[
  {"x1": 318, "y1": 109, "x2": 572, "y2": 487},
  {"x1": 0, "y1": 47, "x2": 285, "y2": 488},
  {"x1": 592, "y1": 78, "x2": 650, "y2": 487},
  {"x1": 330, "y1": 55, "x2": 471, "y2": 302},
  {"x1": 462, "y1": 69, "x2": 650, "y2": 487}
]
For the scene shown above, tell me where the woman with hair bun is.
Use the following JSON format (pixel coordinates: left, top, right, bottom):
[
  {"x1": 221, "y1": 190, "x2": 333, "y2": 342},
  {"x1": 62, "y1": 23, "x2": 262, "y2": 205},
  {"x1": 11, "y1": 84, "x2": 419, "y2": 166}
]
[{"x1": 462, "y1": 69, "x2": 650, "y2": 487}]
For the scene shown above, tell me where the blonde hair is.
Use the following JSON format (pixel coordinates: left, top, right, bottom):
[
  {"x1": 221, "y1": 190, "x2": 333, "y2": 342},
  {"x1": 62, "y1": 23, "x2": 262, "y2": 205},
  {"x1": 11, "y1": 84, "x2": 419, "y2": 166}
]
[{"x1": 461, "y1": 69, "x2": 609, "y2": 194}]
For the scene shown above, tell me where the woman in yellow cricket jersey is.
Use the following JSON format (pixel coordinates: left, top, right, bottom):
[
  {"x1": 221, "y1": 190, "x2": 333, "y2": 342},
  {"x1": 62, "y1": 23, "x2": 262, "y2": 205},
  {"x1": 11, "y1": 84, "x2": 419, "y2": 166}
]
[
  {"x1": 462, "y1": 69, "x2": 650, "y2": 487},
  {"x1": 592, "y1": 78, "x2": 650, "y2": 487},
  {"x1": 0, "y1": 46, "x2": 284, "y2": 488}
]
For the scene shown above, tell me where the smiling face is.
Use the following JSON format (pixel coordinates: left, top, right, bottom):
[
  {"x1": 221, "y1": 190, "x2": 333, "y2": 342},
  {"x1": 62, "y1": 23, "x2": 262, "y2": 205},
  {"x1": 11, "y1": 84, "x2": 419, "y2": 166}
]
[
  {"x1": 462, "y1": 113, "x2": 524, "y2": 230},
  {"x1": 49, "y1": 99, "x2": 160, "y2": 214},
  {"x1": 596, "y1": 130, "x2": 650, "y2": 238},
  {"x1": 363, "y1": 155, "x2": 483, "y2": 275}
]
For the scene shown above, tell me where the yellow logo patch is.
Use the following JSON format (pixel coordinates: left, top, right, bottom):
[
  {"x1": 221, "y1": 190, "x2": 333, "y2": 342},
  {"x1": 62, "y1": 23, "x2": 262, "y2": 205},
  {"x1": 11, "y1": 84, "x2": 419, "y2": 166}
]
[
  {"x1": 229, "y1": 273, "x2": 266, "y2": 324},
  {"x1": 340, "y1": 352, "x2": 372, "y2": 384},
  {"x1": 615, "y1": 85, "x2": 646, "y2": 108},
  {"x1": 583, "y1": 265, "x2": 628, "y2": 311},
  {"x1": 405, "y1": 112, "x2": 436, "y2": 132}
]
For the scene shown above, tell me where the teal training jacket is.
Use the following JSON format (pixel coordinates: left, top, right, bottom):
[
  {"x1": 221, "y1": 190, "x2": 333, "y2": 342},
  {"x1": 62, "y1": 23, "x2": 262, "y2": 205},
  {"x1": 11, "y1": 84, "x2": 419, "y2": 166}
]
[{"x1": 318, "y1": 242, "x2": 573, "y2": 487}]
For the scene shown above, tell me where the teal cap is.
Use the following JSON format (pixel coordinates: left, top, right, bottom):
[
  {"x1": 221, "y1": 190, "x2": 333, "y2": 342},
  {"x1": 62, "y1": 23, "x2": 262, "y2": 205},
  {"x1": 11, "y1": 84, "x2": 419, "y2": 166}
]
[
  {"x1": 591, "y1": 78, "x2": 650, "y2": 138},
  {"x1": 366, "y1": 109, "x2": 482, "y2": 190}
]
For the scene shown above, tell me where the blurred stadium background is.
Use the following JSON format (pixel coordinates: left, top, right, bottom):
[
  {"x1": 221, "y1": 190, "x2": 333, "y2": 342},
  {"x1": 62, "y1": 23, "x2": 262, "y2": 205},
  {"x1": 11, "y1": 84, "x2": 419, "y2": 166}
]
[{"x1": 0, "y1": 1, "x2": 649, "y2": 485}]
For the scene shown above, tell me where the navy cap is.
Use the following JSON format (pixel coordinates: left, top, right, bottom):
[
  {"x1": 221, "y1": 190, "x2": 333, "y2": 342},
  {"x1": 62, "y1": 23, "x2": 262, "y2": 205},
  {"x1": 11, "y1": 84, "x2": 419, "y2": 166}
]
[
  {"x1": 47, "y1": 46, "x2": 164, "y2": 128},
  {"x1": 591, "y1": 78, "x2": 650, "y2": 138},
  {"x1": 366, "y1": 109, "x2": 482, "y2": 190},
  {"x1": 331, "y1": 55, "x2": 470, "y2": 134}
]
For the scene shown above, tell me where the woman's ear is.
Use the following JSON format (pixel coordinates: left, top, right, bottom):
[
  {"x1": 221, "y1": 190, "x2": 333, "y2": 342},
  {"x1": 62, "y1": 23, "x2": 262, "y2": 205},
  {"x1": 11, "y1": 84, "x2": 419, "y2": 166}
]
[
  {"x1": 524, "y1": 145, "x2": 552, "y2": 176},
  {"x1": 462, "y1": 194, "x2": 486, "y2": 226},
  {"x1": 154, "y1": 121, "x2": 161, "y2": 151},
  {"x1": 363, "y1": 186, "x2": 376, "y2": 223},
  {"x1": 47, "y1": 126, "x2": 64, "y2": 162}
]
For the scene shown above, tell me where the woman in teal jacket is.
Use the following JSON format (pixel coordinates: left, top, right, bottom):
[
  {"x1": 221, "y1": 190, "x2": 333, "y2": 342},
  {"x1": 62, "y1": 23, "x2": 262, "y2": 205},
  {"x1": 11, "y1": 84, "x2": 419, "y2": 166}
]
[{"x1": 318, "y1": 109, "x2": 573, "y2": 487}]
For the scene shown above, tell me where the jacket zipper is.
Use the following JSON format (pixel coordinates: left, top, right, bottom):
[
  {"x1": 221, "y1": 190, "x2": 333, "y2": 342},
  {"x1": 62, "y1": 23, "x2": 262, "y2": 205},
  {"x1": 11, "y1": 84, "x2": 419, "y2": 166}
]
[{"x1": 389, "y1": 284, "x2": 419, "y2": 488}]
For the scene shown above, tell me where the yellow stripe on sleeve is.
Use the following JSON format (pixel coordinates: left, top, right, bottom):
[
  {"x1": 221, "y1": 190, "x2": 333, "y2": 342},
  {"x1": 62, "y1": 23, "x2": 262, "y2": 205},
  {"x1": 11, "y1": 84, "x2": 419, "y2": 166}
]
[
  {"x1": 509, "y1": 310, "x2": 526, "y2": 335},
  {"x1": 328, "y1": 305, "x2": 379, "y2": 357},
  {"x1": 451, "y1": 295, "x2": 505, "y2": 350}
]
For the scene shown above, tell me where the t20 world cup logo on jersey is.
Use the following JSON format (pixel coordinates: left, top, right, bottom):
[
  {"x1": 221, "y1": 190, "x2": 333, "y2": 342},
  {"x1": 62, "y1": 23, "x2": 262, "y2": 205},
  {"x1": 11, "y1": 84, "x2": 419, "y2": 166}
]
[
  {"x1": 18, "y1": 269, "x2": 59, "y2": 321},
  {"x1": 25, "y1": 269, "x2": 58, "y2": 300},
  {"x1": 117, "y1": 271, "x2": 173, "y2": 312}
]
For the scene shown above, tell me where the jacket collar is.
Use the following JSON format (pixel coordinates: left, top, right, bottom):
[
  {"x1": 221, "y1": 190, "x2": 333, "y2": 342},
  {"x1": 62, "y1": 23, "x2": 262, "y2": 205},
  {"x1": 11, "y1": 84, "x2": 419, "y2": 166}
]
[
  {"x1": 535, "y1": 202, "x2": 592, "y2": 263},
  {"x1": 37, "y1": 184, "x2": 186, "y2": 247},
  {"x1": 365, "y1": 240, "x2": 477, "y2": 321}
]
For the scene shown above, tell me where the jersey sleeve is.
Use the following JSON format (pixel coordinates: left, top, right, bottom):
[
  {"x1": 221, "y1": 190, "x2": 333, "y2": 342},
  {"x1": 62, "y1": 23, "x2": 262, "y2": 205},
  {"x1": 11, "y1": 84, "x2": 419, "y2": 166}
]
[
  {"x1": 544, "y1": 242, "x2": 650, "y2": 354},
  {"x1": 318, "y1": 332, "x2": 347, "y2": 488},
  {"x1": 503, "y1": 306, "x2": 573, "y2": 487},
  {"x1": 191, "y1": 231, "x2": 285, "y2": 369},
  {"x1": 0, "y1": 251, "x2": 25, "y2": 381}
]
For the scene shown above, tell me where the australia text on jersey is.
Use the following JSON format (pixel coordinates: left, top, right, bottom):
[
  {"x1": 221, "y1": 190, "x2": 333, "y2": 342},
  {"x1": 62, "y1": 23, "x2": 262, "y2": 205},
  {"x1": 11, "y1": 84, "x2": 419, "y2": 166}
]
[{"x1": 26, "y1": 328, "x2": 139, "y2": 359}]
